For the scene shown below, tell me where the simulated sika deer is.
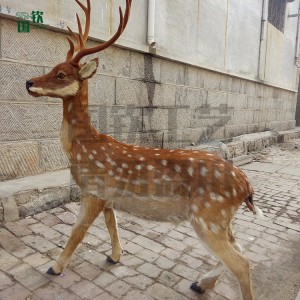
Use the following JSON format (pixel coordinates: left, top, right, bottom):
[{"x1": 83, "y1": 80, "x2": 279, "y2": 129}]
[{"x1": 25, "y1": 1, "x2": 262, "y2": 299}]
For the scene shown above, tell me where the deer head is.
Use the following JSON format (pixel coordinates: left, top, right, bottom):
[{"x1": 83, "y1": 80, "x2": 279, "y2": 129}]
[{"x1": 26, "y1": 0, "x2": 131, "y2": 100}]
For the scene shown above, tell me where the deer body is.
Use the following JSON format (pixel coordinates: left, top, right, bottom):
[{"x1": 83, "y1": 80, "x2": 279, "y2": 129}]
[{"x1": 25, "y1": 1, "x2": 260, "y2": 299}]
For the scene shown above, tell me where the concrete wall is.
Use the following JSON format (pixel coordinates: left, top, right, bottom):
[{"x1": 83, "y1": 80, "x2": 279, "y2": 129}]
[
  {"x1": 0, "y1": 0, "x2": 299, "y2": 90},
  {"x1": 0, "y1": 18, "x2": 297, "y2": 182}
]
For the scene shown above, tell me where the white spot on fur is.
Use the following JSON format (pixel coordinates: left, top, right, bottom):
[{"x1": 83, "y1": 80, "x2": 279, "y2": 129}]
[
  {"x1": 188, "y1": 167, "x2": 193, "y2": 176},
  {"x1": 210, "y1": 223, "x2": 220, "y2": 234},
  {"x1": 82, "y1": 168, "x2": 89, "y2": 173},
  {"x1": 92, "y1": 150, "x2": 97, "y2": 155},
  {"x1": 68, "y1": 102, "x2": 73, "y2": 112},
  {"x1": 162, "y1": 175, "x2": 171, "y2": 181},
  {"x1": 153, "y1": 179, "x2": 160, "y2": 184},
  {"x1": 155, "y1": 153, "x2": 161, "y2": 156},
  {"x1": 108, "y1": 170, "x2": 114, "y2": 176},
  {"x1": 89, "y1": 154, "x2": 94, "y2": 160},
  {"x1": 82, "y1": 145, "x2": 87, "y2": 153},
  {"x1": 215, "y1": 170, "x2": 221, "y2": 178},
  {"x1": 233, "y1": 189, "x2": 237, "y2": 196},
  {"x1": 204, "y1": 202, "x2": 211, "y2": 209},
  {"x1": 231, "y1": 171, "x2": 236, "y2": 177},
  {"x1": 122, "y1": 150, "x2": 127, "y2": 154},
  {"x1": 200, "y1": 166, "x2": 207, "y2": 176},
  {"x1": 174, "y1": 165, "x2": 181, "y2": 172},
  {"x1": 95, "y1": 161, "x2": 105, "y2": 169},
  {"x1": 161, "y1": 160, "x2": 168, "y2": 166},
  {"x1": 136, "y1": 165, "x2": 143, "y2": 170},
  {"x1": 71, "y1": 119, "x2": 76, "y2": 125},
  {"x1": 225, "y1": 191, "x2": 231, "y2": 198},
  {"x1": 116, "y1": 168, "x2": 123, "y2": 173},
  {"x1": 210, "y1": 192, "x2": 217, "y2": 201},
  {"x1": 198, "y1": 217, "x2": 208, "y2": 230},
  {"x1": 122, "y1": 163, "x2": 128, "y2": 169},
  {"x1": 221, "y1": 209, "x2": 227, "y2": 217},
  {"x1": 77, "y1": 154, "x2": 81, "y2": 161},
  {"x1": 199, "y1": 187, "x2": 205, "y2": 195},
  {"x1": 191, "y1": 204, "x2": 198, "y2": 213},
  {"x1": 101, "y1": 146, "x2": 105, "y2": 151},
  {"x1": 147, "y1": 165, "x2": 155, "y2": 171},
  {"x1": 188, "y1": 158, "x2": 194, "y2": 162},
  {"x1": 139, "y1": 157, "x2": 146, "y2": 161}
]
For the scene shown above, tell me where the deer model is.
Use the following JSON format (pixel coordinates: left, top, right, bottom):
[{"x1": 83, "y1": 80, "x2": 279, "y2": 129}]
[{"x1": 25, "y1": 1, "x2": 262, "y2": 299}]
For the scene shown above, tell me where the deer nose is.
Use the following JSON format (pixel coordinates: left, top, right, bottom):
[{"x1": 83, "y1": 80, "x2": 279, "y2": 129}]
[{"x1": 26, "y1": 80, "x2": 34, "y2": 91}]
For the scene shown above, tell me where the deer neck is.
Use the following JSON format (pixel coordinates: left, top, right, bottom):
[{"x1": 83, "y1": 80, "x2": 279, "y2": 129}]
[{"x1": 60, "y1": 81, "x2": 95, "y2": 156}]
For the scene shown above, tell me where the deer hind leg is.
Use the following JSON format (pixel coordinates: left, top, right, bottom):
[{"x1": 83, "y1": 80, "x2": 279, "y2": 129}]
[
  {"x1": 47, "y1": 197, "x2": 105, "y2": 275},
  {"x1": 192, "y1": 222, "x2": 243, "y2": 292},
  {"x1": 190, "y1": 220, "x2": 253, "y2": 300},
  {"x1": 103, "y1": 206, "x2": 123, "y2": 264}
]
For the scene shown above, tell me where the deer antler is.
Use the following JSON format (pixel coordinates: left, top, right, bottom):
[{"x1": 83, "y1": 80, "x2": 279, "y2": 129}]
[
  {"x1": 66, "y1": 0, "x2": 91, "y2": 60},
  {"x1": 67, "y1": 0, "x2": 131, "y2": 65}
]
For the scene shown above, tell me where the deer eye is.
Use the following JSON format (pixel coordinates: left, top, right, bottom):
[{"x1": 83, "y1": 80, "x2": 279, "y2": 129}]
[{"x1": 57, "y1": 72, "x2": 66, "y2": 80}]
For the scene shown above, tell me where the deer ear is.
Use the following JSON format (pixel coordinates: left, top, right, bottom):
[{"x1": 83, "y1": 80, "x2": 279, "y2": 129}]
[{"x1": 79, "y1": 58, "x2": 99, "y2": 79}]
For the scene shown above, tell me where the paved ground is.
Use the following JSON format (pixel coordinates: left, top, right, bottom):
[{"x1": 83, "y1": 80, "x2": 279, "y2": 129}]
[{"x1": 1, "y1": 139, "x2": 300, "y2": 300}]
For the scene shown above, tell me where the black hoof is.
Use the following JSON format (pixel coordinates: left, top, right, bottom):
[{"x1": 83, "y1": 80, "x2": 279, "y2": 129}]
[
  {"x1": 47, "y1": 267, "x2": 60, "y2": 276},
  {"x1": 106, "y1": 256, "x2": 119, "y2": 264},
  {"x1": 190, "y1": 282, "x2": 205, "y2": 294}
]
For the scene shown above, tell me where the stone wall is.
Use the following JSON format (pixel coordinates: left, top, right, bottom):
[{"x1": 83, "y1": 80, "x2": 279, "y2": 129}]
[{"x1": 0, "y1": 18, "x2": 297, "y2": 181}]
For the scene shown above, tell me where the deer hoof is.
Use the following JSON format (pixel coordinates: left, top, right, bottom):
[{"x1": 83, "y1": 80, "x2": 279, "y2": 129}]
[
  {"x1": 47, "y1": 267, "x2": 60, "y2": 276},
  {"x1": 190, "y1": 282, "x2": 205, "y2": 294},
  {"x1": 106, "y1": 256, "x2": 119, "y2": 264}
]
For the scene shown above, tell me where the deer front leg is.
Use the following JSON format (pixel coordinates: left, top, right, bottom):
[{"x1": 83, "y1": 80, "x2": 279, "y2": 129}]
[
  {"x1": 104, "y1": 207, "x2": 123, "y2": 264},
  {"x1": 47, "y1": 197, "x2": 105, "y2": 275}
]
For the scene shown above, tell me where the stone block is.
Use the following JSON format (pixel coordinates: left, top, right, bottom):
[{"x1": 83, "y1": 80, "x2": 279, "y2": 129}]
[
  {"x1": 0, "y1": 142, "x2": 40, "y2": 181},
  {"x1": 182, "y1": 128, "x2": 208, "y2": 145},
  {"x1": 116, "y1": 78, "x2": 149, "y2": 106},
  {"x1": 227, "y1": 93, "x2": 248, "y2": 109},
  {"x1": 207, "y1": 90, "x2": 228, "y2": 107},
  {"x1": 98, "y1": 105, "x2": 143, "y2": 134},
  {"x1": 247, "y1": 96, "x2": 260, "y2": 110},
  {"x1": 153, "y1": 84, "x2": 177, "y2": 107},
  {"x1": 131, "y1": 52, "x2": 161, "y2": 82},
  {"x1": 97, "y1": 44, "x2": 131, "y2": 77},
  {"x1": 39, "y1": 139, "x2": 69, "y2": 173},
  {"x1": 160, "y1": 60, "x2": 185, "y2": 85},
  {"x1": 0, "y1": 61, "x2": 44, "y2": 101},
  {"x1": 14, "y1": 186, "x2": 70, "y2": 217},
  {"x1": 219, "y1": 74, "x2": 233, "y2": 92},
  {"x1": 201, "y1": 69, "x2": 221, "y2": 90},
  {"x1": 184, "y1": 65, "x2": 204, "y2": 88},
  {"x1": 1, "y1": 19, "x2": 68, "y2": 65},
  {"x1": 142, "y1": 108, "x2": 169, "y2": 131},
  {"x1": 225, "y1": 125, "x2": 249, "y2": 139},
  {"x1": 176, "y1": 87, "x2": 207, "y2": 108},
  {"x1": 116, "y1": 132, "x2": 164, "y2": 148},
  {"x1": 231, "y1": 109, "x2": 254, "y2": 125},
  {"x1": 0, "y1": 103, "x2": 62, "y2": 141},
  {"x1": 89, "y1": 74, "x2": 115, "y2": 106},
  {"x1": 1, "y1": 196, "x2": 19, "y2": 222}
]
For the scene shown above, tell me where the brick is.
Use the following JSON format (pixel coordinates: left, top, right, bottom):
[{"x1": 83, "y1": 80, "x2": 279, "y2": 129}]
[
  {"x1": 94, "y1": 272, "x2": 117, "y2": 288},
  {"x1": 136, "y1": 249, "x2": 159, "y2": 263},
  {"x1": 0, "y1": 249, "x2": 21, "y2": 271},
  {"x1": 0, "y1": 272, "x2": 13, "y2": 291},
  {"x1": 52, "y1": 224, "x2": 73, "y2": 236},
  {"x1": 70, "y1": 280, "x2": 103, "y2": 299},
  {"x1": 22, "y1": 253, "x2": 50, "y2": 268},
  {"x1": 158, "y1": 236, "x2": 188, "y2": 252},
  {"x1": 28, "y1": 223, "x2": 61, "y2": 240},
  {"x1": 146, "y1": 283, "x2": 189, "y2": 300},
  {"x1": 161, "y1": 60, "x2": 185, "y2": 85},
  {"x1": 158, "y1": 271, "x2": 181, "y2": 287},
  {"x1": 34, "y1": 282, "x2": 81, "y2": 300},
  {"x1": 137, "y1": 263, "x2": 162, "y2": 278},
  {"x1": 110, "y1": 265, "x2": 138, "y2": 278},
  {"x1": 132, "y1": 235, "x2": 165, "y2": 253},
  {"x1": 21, "y1": 235, "x2": 56, "y2": 253},
  {"x1": 0, "y1": 283, "x2": 31, "y2": 300},
  {"x1": 176, "y1": 87, "x2": 207, "y2": 109},
  {"x1": 0, "y1": 228, "x2": 35, "y2": 258},
  {"x1": 8, "y1": 263, "x2": 49, "y2": 291},
  {"x1": 160, "y1": 248, "x2": 181, "y2": 261},
  {"x1": 214, "y1": 280, "x2": 240, "y2": 300},
  {"x1": 123, "y1": 274, "x2": 154, "y2": 290},
  {"x1": 172, "y1": 264, "x2": 199, "y2": 281},
  {"x1": 178, "y1": 254, "x2": 203, "y2": 269},
  {"x1": 123, "y1": 290, "x2": 154, "y2": 300},
  {"x1": 105, "y1": 280, "x2": 131, "y2": 298},
  {"x1": 40, "y1": 213, "x2": 61, "y2": 227},
  {"x1": 154, "y1": 256, "x2": 175, "y2": 270},
  {"x1": 123, "y1": 241, "x2": 143, "y2": 254}
]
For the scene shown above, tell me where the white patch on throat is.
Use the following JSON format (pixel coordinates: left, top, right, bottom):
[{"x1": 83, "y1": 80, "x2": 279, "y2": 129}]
[{"x1": 29, "y1": 81, "x2": 79, "y2": 97}]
